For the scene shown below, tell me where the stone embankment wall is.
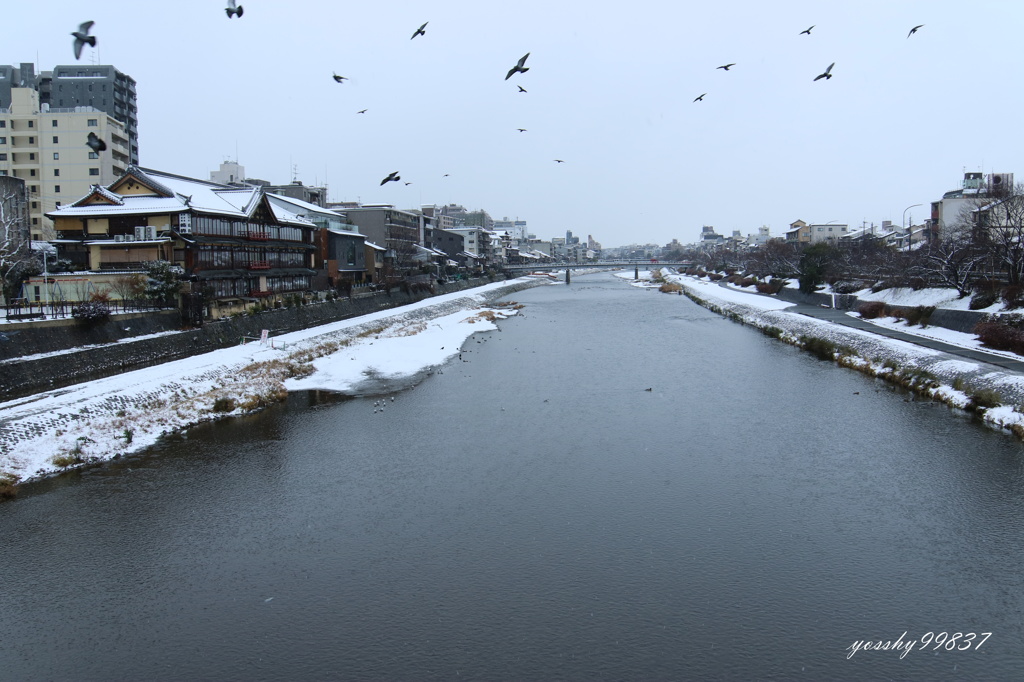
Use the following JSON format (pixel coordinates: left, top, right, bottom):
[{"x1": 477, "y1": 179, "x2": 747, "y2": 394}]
[
  {"x1": 773, "y1": 287, "x2": 989, "y2": 334},
  {"x1": 0, "y1": 277, "x2": 537, "y2": 402}
]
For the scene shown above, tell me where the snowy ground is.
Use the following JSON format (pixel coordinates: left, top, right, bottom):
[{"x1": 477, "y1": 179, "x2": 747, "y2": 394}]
[
  {"x1": 0, "y1": 277, "x2": 553, "y2": 484},
  {"x1": 630, "y1": 269, "x2": 1024, "y2": 436}
]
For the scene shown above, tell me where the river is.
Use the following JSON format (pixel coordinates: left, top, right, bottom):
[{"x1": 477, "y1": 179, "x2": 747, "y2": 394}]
[{"x1": 3, "y1": 271, "x2": 1023, "y2": 680}]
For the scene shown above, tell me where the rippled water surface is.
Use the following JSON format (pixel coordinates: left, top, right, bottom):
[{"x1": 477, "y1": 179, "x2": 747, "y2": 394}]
[{"x1": 4, "y1": 272, "x2": 1024, "y2": 680}]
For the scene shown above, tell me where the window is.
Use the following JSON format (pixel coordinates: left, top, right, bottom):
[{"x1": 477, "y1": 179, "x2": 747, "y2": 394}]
[
  {"x1": 53, "y1": 169, "x2": 59, "y2": 177},
  {"x1": 30, "y1": 185, "x2": 37, "y2": 192},
  {"x1": 0, "y1": 137, "x2": 6, "y2": 144},
  {"x1": 52, "y1": 153, "x2": 58, "y2": 160},
  {"x1": 27, "y1": 120, "x2": 33, "y2": 128},
  {"x1": 87, "y1": 119, "x2": 98, "y2": 127},
  {"x1": 55, "y1": 201, "x2": 61, "y2": 207},
  {"x1": 30, "y1": 169, "x2": 36, "y2": 177},
  {"x1": 89, "y1": 168, "x2": 99, "y2": 176},
  {"x1": 52, "y1": 136, "x2": 58, "y2": 143},
  {"x1": 88, "y1": 152, "x2": 98, "y2": 159},
  {"x1": 27, "y1": 137, "x2": 33, "y2": 144},
  {"x1": 31, "y1": 202, "x2": 37, "y2": 209},
  {"x1": 54, "y1": 185, "x2": 60, "y2": 193},
  {"x1": 0, "y1": 170, "x2": 6, "y2": 176},
  {"x1": 51, "y1": 120, "x2": 57, "y2": 127},
  {"x1": 28, "y1": 152, "x2": 35, "y2": 161},
  {"x1": 0, "y1": 121, "x2": 5, "y2": 128},
  {"x1": 0, "y1": 153, "x2": 5, "y2": 161}
]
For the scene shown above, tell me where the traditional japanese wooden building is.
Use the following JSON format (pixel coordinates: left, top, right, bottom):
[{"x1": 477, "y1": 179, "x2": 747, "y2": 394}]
[{"x1": 46, "y1": 166, "x2": 318, "y2": 318}]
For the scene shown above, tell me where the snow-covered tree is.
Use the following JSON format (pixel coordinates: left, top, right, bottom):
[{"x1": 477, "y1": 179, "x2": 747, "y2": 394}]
[{"x1": 143, "y1": 260, "x2": 184, "y2": 306}]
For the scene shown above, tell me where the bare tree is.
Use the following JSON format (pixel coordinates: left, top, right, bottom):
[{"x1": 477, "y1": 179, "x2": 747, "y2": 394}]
[
  {"x1": 0, "y1": 185, "x2": 33, "y2": 303},
  {"x1": 109, "y1": 273, "x2": 147, "y2": 303},
  {"x1": 918, "y1": 219, "x2": 986, "y2": 296},
  {"x1": 970, "y1": 184, "x2": 1024, "y2": 286}
]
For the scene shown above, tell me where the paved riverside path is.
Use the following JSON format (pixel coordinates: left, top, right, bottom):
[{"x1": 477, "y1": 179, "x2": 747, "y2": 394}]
[
  {"x1": 766, "y1": 294, "x2": 1024, "y2": 375},
  {"x1": 701, "y1": 279, "x2": 1024, "y2": 374}
]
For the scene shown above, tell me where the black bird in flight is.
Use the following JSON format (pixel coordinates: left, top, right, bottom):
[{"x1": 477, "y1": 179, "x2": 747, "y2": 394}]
[
  {"x1": 517, "y1": 128, "x2": 527, "y2": 132},
  {"x1": 86, "y1": 132, "x2": 106, "y2": 154},
  {"x1": 333, "y1": 73, "x2": 348, "y2": 83},
  {"x1": 380, "y1": 171, "x2": 400, "y2": 186},
  {"x1": 411, "y1": 22, "x2": 428, "y2": 39},
  {"x1": 907, "y1": 24, "x2": 924, "y2": 37},
  {"x1": 800, "y1": 25, "x2": 814, "y2": 35},
  {"x1": 554, "y1": 159, "x2": 565, "y2": 163},
  {"x1": 517, "y1": 85, "x2": 527, "y2": 93},
  {"x1": 505, "y1": 53, "x2": 530, "y2": 80},
  {"x1": 693, "y1": 93, "x2": 706, "y2": 102},
  {"x1": 71, "y1": 21, "x2": 96, "y2": 60},
  {"x1": 813, "y1": 62, "x2": 834, "y2": 81},
  {"x1": 404, "y1": 182, "x2": 412, "y2": 186},
  {"x1": 443, "y1": 173, "x2": 450, "y2": 177},
  {"x1": 225, "y1": 1, "x2": 243, "y2": 19},
  {"x1": 357, "y1": 109, "x2": 367, "y2": 114},
  {"x1": 717, "y1": 63, "x2": 735, "y2": 71}
]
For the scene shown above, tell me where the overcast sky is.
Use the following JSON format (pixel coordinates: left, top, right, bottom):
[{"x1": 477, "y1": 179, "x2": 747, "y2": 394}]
[{"x1": 7, "y1": 1, "x2": 1022, "y2": 247}]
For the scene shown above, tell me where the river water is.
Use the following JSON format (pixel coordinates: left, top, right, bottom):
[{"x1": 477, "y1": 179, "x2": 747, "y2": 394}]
[{"x1": 3, "y1": 272, "x2": 1024, "y2": 680}]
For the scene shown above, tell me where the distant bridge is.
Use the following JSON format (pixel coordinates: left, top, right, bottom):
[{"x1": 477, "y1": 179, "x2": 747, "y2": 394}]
[{"x1": 503, "y1": 261, "x2": 694, "y2": 273}]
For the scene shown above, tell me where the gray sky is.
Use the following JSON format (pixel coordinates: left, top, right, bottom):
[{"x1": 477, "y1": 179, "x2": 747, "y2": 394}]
[{"x1": 8, "y1": 0, "x2": 1022, "y2": 246}]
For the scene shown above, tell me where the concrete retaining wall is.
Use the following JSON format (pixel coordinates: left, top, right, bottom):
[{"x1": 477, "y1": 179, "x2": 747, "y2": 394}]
[{"x1": 0, "y1": 276, "x2": 524, "y2": 402}]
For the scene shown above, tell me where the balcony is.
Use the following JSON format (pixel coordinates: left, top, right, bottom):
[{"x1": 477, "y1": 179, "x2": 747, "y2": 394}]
[
  {"x1": 247, "y1": 231, "x2": 270, "y2": 241},
  {"x1": 248, "y1": 260, "x2": 271, "y2": 270}
]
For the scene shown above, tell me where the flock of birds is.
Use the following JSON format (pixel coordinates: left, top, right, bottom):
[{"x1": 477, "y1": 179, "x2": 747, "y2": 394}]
[
  {"x1": 691, "y1": 22, "x2": 925, "y2": 102},
  {"x1": 67, "y1": 11, "x2": 929, "y2": 192},
  {"x1": 69, "y1": 8, "x2": 551, "y2": 190}
]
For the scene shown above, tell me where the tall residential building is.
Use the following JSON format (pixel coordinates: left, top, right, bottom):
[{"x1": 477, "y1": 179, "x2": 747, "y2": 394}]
[
  {"x1": 38, "y1": 65, "x2": 139, "y2": 165},
  {"x1": 1, "y1": 87, "x2": 129, "y2": 240}
]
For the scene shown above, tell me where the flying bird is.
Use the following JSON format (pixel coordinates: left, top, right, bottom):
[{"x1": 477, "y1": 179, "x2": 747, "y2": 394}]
[
  {"x1": 85, "y1": 132, "x2": 106, "y2": 153},
  {"x1": 404, "y1": 182, "x2": 412, "y2": 186},
  {"x1": 505, "y1": 52, "x2": 530, "y2": 80},
  {"x1": 356, "y1": 109, "x2": 367, "y2": 114},
  {"x1": 693, "y1": 93, "x2": 706, "y2": 102},
  {"x1": 717, "y1": 63, "x2": 735, "y2": 71},
  {"x1": 380, "y1": 171, "x2": 400, "y2": 185},
  {"x1": 442, "y1": 173, "x2": 450, "y2": 177},
  {"x1": 800, "y1": 25, "x2": 814, "y2": 35},
  {"x1": 333, "y1": 73, "x2": 348, "y2": 83},
  {"x1": 517, "y1": 85, "x2": 527, "y2": 93},
  {"x1": 554, "y1": 159, "x2": 565, "y2": 163},
  {"x1": 907, "y1": 24, "x2": 924, "y2": 37},
  {"x1": 517, "y1": 128, "x2": 527, "y2": 132},
  {"x1": 411, "y1": 22, "x2": 428, "y2": 39},
  {"x1": 225, "y1": 1, "x2": 243, "y2": 18},
  {"x1": 71, "y1": 21, "x2": 96, "y2": 61},
  {"x1": 813, "y1": 62, "x2": 834, "y2": 81}
]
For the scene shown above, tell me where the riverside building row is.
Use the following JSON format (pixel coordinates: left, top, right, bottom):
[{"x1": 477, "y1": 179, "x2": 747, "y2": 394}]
[{"x1": 32, "y1": 165, "x2": 559, "y2": 320}]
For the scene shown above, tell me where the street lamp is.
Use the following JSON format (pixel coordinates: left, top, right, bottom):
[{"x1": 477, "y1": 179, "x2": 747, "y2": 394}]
[{"x1": 903, "y1": 204, "x2": 922, "y2": 251}]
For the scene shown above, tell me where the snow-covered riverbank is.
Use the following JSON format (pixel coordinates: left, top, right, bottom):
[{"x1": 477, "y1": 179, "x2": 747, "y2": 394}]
[
  {"x1": 630, "y1": 270, "x2": 1024, "y2": 437},
  {"x1": 0, "y1": 278, "x2": 551, "y2": 486}
]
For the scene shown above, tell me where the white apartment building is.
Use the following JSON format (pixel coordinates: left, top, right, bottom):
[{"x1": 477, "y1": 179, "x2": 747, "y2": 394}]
[{"x1": 0, "y1": 88, "x2": 129, "y2": 240}]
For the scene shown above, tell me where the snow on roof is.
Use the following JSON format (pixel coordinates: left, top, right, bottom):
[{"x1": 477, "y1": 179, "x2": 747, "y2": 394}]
[
  {"x1": 326, "y1": 226, "x2": 364, "y2": 239},
  {"x1": 365, "y1": 241, "x2": 387, "y2": 251},
  {"x1": 268, "y1": 193, "x2": 344, "y2": 217},
  {"x1": 266, "y1": 200, "x2": 316, "y2": 228}
]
